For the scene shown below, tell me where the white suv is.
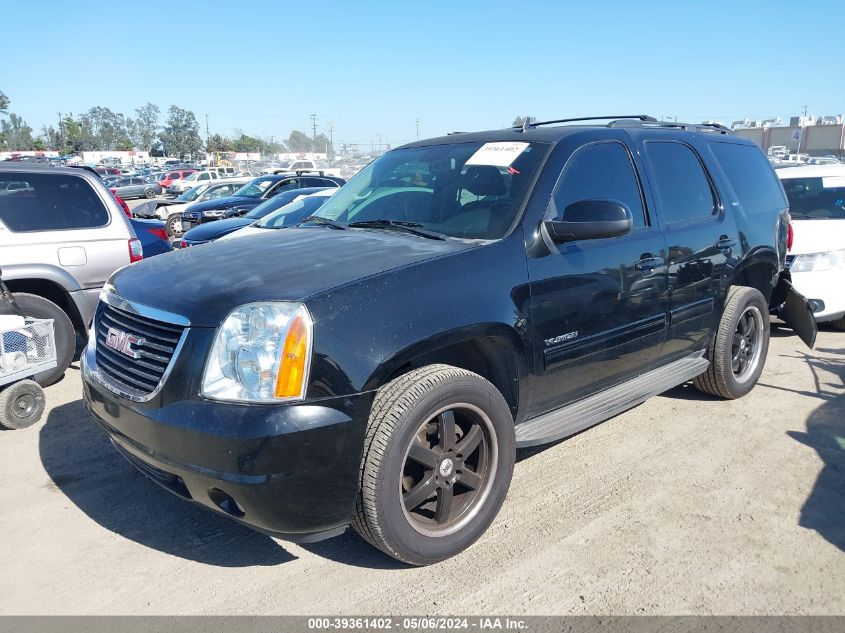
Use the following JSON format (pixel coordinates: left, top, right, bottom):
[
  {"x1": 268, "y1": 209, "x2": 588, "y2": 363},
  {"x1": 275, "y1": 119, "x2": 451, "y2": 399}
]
[{"x1": 777, "y1": 164, "x2": 845, "y2": 329}]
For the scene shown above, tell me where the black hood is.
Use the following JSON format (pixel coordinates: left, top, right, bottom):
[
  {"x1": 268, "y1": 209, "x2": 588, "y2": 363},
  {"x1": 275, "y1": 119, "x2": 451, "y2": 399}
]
[
  {"x1": 110, "y1": 228, "x2": 475, "y2": 326},
  {"x1": 184, "y1": 195, "x2": 256, "y2": 214}
]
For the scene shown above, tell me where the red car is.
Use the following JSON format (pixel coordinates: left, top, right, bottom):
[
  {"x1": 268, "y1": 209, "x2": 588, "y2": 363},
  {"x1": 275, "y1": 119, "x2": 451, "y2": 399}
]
[{"x1": 158, "y1": 169, "x2": 198, "y2": 190}]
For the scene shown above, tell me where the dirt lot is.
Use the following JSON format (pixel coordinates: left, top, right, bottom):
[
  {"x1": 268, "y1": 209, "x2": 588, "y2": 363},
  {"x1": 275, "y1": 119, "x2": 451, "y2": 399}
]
[{"x1": 1, "y1": 327, "x2": 843, "y2": 615}]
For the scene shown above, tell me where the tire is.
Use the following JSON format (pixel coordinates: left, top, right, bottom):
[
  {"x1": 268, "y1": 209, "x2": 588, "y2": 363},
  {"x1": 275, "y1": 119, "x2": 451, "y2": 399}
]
[
  {"x1": 352, "y1": 364, "x2": 516, "y2": 565},
  {"x1": 829, "y1": 316, "x2": 845, "y2": 331},
  {"x1": 10, "y1": 293, "x2": 75, "y2": 387},
  {"x1": 165, "y1": 214, "x2": 182, "y2": 238},
  {"x1": 694, "y1": 286, "x2": 770, "y2": 399},
  {"x1": 144, "y1": 188, "x2": 156, "y2": 199},
  {"x1": 0, "y1": 380, "x2": 46, "y2": 430}
]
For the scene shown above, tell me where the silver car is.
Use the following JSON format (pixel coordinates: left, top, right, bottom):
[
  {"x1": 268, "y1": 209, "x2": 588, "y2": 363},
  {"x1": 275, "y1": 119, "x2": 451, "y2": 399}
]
[
  {"x1": 0, "y1": 163, "x2": 142, "y2": 385},
  {"x1": 110, "y1": 176, "x2": 161, "y2": 199}
]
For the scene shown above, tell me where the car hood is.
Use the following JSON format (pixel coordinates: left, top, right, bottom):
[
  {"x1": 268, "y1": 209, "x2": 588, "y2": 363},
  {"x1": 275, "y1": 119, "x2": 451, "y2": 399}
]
[
  {"x1": 183, "y1": 217, "x2": 254, "y2": 241},
  {"x1": 790, "y1": 218, "x2": 845, "y2": 255},
  {"x1": 185, "y1": 196, "x2": 255, "y2": 214},
  {"x1": 217, "y1": 225, "x2": 264, "y2": 241},
  {"x1": 110, "y1": 228, "x2": 475, "y2": 326}
]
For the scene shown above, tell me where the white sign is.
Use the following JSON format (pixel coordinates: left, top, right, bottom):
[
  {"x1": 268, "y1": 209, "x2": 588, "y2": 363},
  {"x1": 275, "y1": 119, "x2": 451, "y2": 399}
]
[{"x1": 465, "y1": 142, "x2": 529, "y2": 167}]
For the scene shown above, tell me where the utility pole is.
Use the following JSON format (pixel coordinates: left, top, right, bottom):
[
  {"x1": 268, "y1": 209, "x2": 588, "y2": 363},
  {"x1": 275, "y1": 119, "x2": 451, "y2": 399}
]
[
  {"x1": 327, "y1": 121, "x2": 334, "y2": 157},
  {"x1": 802, "y1": 104, "x2": 809, "y2": 118},
  {"x1": 205, "y1": 114, "x2": 210, "y2": 141},
  {"x1": 57, "y1": 112, "x2": 63, "y2": 152},
  {"x1": 310, "y1": 113, "x2": 318, "y2": 154},
  {"x1": 415, "y1": 118, "x2": 420, "y2": 140}
]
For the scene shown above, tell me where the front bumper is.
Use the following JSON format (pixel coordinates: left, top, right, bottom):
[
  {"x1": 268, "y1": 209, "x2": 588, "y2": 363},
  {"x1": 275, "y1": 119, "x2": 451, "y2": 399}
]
[
  {"x1": 789, "y1": 268, "x2": 845, "y2": 322},
  {"x1": 81, "y1": 342, "x2": 373, "y2": 542}
]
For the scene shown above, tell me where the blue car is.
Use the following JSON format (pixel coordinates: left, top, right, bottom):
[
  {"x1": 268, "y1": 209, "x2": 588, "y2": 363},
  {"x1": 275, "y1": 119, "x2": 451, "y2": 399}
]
[
  {"x1": 130, "y1": 218, "x2": 173, "y2": 258},
  {"x1": 180, "y1": 187, "x2": 330, "y2": 247}
]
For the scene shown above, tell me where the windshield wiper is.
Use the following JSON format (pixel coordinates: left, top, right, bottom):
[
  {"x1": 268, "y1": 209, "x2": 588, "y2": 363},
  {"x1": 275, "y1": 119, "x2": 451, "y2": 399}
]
[
  {"x1": 297, "y1": 216, "x2": 346, "y2": 230},
  {"x1": 348, "y1": 219, "x2": 446, "y2": 240}
]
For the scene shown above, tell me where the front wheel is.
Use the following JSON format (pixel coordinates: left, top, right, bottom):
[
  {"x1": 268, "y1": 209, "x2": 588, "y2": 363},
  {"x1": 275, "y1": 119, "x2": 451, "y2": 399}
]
[
  {"x1": 144, "y1": 188, "x2": 156, "y2": 199},
  {"x1": 694, "y1": 286, "x2": 770, "y2": 399},
  {"x1": 352, "y1": 365, "x2": 515, "y2": 565}
]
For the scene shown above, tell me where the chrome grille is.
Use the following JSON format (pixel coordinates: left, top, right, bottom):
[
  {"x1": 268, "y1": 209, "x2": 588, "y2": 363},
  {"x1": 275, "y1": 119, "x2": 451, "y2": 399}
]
[{"x1": 94, "y1": 302, "x2": 184, "y2": 396}]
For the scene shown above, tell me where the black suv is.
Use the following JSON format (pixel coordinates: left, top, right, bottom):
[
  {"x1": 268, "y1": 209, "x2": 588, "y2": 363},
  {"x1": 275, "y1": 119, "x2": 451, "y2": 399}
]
[
  {"x1": 178, "y1": 171, "x2": 345, "y2": 231},
  {"x1": 82, "y1": 115, "x2": 815, "y2": 565}
]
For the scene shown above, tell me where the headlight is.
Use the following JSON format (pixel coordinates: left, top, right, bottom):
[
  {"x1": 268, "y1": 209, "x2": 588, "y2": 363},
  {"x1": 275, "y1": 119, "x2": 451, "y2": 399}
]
[
  {"x1": 203, "y1": 209, "x2": 225, "y2": 217},
  {"x1": 201, "y1": 302, "x2": 313, "y2": 403},
  {"x1": 790, "y1": 248, "x2": 845, "y2": 273}
]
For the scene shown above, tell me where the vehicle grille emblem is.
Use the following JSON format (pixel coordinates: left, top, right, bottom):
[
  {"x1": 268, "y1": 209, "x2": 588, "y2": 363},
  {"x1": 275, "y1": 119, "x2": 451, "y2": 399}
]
[{"x1": 104, "y1": 327, "x2": 145, "y2": 359}]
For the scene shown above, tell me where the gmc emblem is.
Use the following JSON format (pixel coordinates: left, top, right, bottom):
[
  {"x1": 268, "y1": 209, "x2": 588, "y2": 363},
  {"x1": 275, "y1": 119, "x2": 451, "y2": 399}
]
[{"x1": 104, "y1": 327, "x2": 145, "y2": 359}]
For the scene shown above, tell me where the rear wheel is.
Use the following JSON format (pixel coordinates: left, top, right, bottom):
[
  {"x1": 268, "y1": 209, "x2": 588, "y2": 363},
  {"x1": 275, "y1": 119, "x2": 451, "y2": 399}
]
[
  {"x1": 144, "y1": 188, "x2": 156, "y2": 199},
  {"x1": 352, "y1": 365, "x2": 515, "y2": 565},
  {"x1": 694, "y1": 286, "x2": 770, "y2": 399},
  {"x1": 11, "y1": 293, "x2": 75, "y2": 387},
  {"x1": 165, "y1": 214, "x2": 183, "y2": 238}
]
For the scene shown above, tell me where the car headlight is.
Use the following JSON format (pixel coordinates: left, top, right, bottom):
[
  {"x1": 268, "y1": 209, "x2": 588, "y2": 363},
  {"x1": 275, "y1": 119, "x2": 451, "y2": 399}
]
[
  {"x1": 203, "y1": 209, "x2": 225, "y2": 217},
  {"x1": 201, "y1": 302, "x2": 313, "y2": 403},
  {"x1": 789, "y1": 248, "x2": 845, "y2": 273}
]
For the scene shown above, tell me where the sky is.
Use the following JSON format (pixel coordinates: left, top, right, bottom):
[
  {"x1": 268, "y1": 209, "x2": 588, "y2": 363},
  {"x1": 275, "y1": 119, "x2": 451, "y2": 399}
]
[{"x1": 3, "y1": 0, "x2": 844, "y2": 151}]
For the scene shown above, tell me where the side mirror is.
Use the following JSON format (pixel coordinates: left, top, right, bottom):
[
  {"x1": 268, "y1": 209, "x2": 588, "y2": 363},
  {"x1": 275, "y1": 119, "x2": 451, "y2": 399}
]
[{"x1": 543, "y1": 199, "x2": 633, "y2": 243}]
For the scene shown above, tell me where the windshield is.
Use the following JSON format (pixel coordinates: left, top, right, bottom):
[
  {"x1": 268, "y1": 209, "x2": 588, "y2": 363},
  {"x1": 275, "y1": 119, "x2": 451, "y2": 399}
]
[
  {"x1": 312, "y1": 141, "x2": 548, "y2": 240},
  {"x1": 257, "y1": 196, "x2": 331, "y2": 229},
  {"x1": 177, "y1": 184, "x2": 209, "y2": 201},
  {"x1": 782, "y1": 176, "x2": 845, "y2": 220},
  {"x1": 233, "y1": 177, "x2": 279, "y2": 198},
  {"x1": 183, "y1": 172, "x2": 200, "y2": 182}
]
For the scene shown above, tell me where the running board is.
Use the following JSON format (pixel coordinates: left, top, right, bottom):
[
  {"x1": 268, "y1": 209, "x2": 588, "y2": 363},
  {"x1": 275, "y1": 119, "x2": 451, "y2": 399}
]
[{"x1": 515, "y1": 352, "x2": 708, "y2": 448}]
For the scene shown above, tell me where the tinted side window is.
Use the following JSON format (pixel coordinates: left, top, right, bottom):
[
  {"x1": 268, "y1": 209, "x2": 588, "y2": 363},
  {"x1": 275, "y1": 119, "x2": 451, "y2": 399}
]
[
  {"x1": 646, "y1": 142, "x2": 716, "y2": 225},
  {"x1": 551, "y1": 142, "x2": 647, "y2": 228},
  {"x1": 303, "y1": 177, "x2": 330, "y2": 188},
  {"x1": 780, "y1": 177, "x2": 845, "y2": 220},
  {"x1": 0, "y1": 174, "x2": 110, "y2": 232},
  {"x1": 709, "y1": 142, "x2": 786, "y2": 213}
]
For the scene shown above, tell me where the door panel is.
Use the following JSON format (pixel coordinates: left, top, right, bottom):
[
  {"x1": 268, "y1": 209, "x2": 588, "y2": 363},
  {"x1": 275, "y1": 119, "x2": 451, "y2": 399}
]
[
  {"x1": 529, "y1": 231, "x2": 668, "y2": 415},
  {"x1": 526, "y1": 139, "x2": 669, "y2": 417}
]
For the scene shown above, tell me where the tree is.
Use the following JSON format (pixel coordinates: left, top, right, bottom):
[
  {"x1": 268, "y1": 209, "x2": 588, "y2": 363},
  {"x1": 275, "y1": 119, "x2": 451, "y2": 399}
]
[
  {"x1": 133, "y1": 102, "x2": 160, "y2": 151},
  {"x1": 206, "y1": 133, "x2": 233, "y2": 153},
  {"x1": 41, "y1": 125, "x2": 60, "y2": 150},
  {"x1": 158, "y1": 105, "x2": 202, "y2": 158},
  {"x1": 512, "y1": 115, "x2": 536, "y2": 127},
  {"x1": 286, "y1": 129, "x2": 312, "y2": 152},
  {"x1": 0, "y1": 91, "x2": 9, "y2": 115},
  {"x1": 0, "y1": 113, "x2": 35, "y2": 150},
  {"x1": 81, "y1": 106, "x2": 131, "y2": 150},
  {"x1": 313, "y1": 133, "x2": 333, "y2": 156}
]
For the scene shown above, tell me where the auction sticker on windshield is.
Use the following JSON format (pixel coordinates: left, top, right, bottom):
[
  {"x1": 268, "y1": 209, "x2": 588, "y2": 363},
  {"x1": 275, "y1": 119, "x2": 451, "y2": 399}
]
[{"x1": 465, "y1": 142, "x2": 529, "y2": 167}]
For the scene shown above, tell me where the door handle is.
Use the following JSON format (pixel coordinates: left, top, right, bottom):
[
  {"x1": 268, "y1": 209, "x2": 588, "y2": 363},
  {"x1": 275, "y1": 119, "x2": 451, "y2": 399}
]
[
  {"x1": 715, "y1": 237, "x2": 736, "y2": 251},
  {"x1": 634, "y1": 257, "x2": 664, "y2": 272}
]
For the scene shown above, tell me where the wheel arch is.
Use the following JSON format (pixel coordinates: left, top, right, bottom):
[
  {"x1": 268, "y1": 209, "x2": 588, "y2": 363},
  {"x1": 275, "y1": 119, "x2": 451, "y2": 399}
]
[
  {"x1": 363, "y1": 324, "x2": 524, "y2": 420},
  {"x1": 2, "y1": 271, "x2": 87, "y2": 338},
  {"x1": 730, "y1": 247, "x2": 781, "y2": 306}
]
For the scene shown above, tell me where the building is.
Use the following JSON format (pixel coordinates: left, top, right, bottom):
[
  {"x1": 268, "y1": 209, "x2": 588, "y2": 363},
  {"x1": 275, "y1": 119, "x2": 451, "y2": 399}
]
[{"x1": 732, "y1": 115, "x2": 844, "y2": 158}]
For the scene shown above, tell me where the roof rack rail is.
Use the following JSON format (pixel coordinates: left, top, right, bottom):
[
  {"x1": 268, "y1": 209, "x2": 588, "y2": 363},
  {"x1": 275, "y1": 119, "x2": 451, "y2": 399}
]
[
  {"x1": 608, "y1": 119, "x2": 732, "y2": 134},
  {"x1": 516, "y1": 115, "x2": 656, "y2": 132}
]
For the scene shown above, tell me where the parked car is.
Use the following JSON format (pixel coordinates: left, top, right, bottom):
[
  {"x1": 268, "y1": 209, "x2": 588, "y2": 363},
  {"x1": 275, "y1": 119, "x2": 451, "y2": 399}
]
[
  {"x1": 94, "y1": 166, "x2": 121, "y2": 178},
  {"x1": 178, "y1": 173, "x2": 345, "y2": 231},
  {"x1": 130, "y1": 218, "x2": 173, "y2": 258},
  {"x1": 82, "y1": 116, "x2": 816, "y2": 566},
  {"x1": 0, "y1": 163, "x2": 143, "y2": 386},
  {"x1": 131, "y1": 179, "x2": 251, "y2": 236},
  {"x1": 110, "y1": 176, "x2": 162, "y2": 200},
  {"x1": 166, "y1": 170, "x2": 222, "y2": 195},
  {"x1": 180, "y1": 187, "x2": 333, "y2": 246},
  {"x1": 776, "y1": 164, "x2": 845, "y2": 329},
  {"x1": 158, "y1": 169, "x2": 198, "y2": 191}
]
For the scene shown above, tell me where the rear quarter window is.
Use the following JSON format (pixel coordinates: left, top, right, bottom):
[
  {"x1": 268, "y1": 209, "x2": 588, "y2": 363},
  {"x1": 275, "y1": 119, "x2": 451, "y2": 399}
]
[
  {"x1": 709, "y1": 142, "x2": 787, "y2": 213},
  {"x1": 0, "y1": 173, "x2": 110, "y2": 232}
]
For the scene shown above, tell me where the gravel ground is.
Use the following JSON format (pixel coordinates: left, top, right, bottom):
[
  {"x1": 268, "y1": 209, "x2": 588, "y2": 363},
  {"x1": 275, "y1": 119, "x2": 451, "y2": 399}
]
[{"x1": 0, "y1": 326, "x2": 843, "y2": 615}]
